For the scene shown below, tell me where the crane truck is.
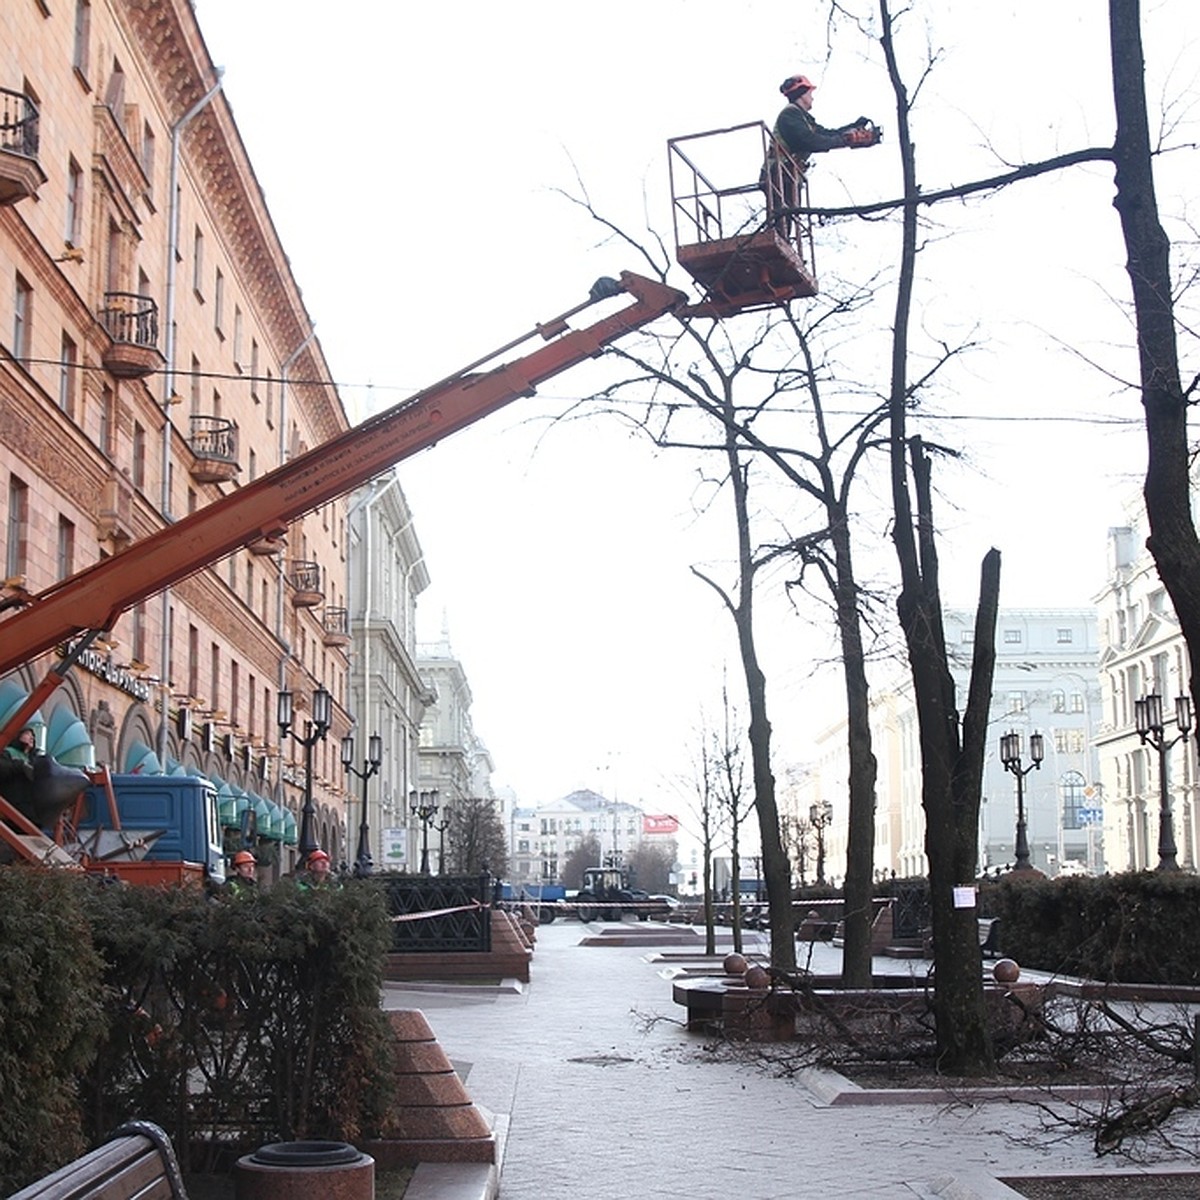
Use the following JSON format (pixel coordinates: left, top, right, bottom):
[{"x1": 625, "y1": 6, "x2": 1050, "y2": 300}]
[{"x1": 0, "y1": 116, "x2": 818, "y2": 879}]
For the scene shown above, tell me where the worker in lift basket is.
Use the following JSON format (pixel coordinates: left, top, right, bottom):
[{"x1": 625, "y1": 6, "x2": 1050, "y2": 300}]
[{"x1": 763, "y1": 73, "x2": 882, "y2": 234}]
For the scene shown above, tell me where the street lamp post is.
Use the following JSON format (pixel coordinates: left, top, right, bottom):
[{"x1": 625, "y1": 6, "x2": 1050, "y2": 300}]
[
  {"x1": 434, "y1": 805, "x2": 453, "y2": 875},
  {"x1": 809, "y1": 800, "x2": 832, "y2": 886},
  {"x1": 341, "y1": 731, "x2": 382, "y2": 877},
  {"x1": 1000, "y1": 729, "x2": 1044, "y2": 872},
  {"x1": 277, "y1": 685, "x2": 332, "y2": 861},
  {"x1": 409, "y1": 787, "x2": 440, "y2": 875},
  {"x1": 1134, "y1": 692, "x2": 1192, "y2": 871}
]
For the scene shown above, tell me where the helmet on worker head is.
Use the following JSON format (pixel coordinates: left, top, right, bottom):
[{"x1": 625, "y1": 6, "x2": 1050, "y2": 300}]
[
  {"x1": 232, "y1": 850, "x2": 256, "y2": 867},
  {"x1": 307, "y1": 849, "x2": 330, "y2": 866},
  {"x1": 780, "y1": 74, "x2": 816, "y2": 99}
]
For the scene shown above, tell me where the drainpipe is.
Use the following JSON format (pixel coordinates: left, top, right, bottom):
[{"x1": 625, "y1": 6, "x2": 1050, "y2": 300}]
[{"x1": 155, "y1": 72, "x2": 223, "y2": 765}]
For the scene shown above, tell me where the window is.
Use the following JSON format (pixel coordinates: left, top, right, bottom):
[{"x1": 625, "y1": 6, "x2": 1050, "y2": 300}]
[
  {"x1": 58, "y1": 332, "x2": 78, "y2": 416},
  {"x1": 57, "y1": 516, "x2": 75, "y2": 578},
  {"x1": 245, "y1": 562, "x2": 254, "y2": 607},
  {"x1": 1051, "y1": 690, "x2": 1066, "y2": 713},
  {"x1": 960, "y1": 630, "x2": 974, "y2": 644},
  {"x1": 214, "y1": 268, "x2": 224, "y2": 335},
  {"x1": 1006, "y1": 691, "x2": 1026, "y2": 714},
  {"x1": 250, "y1": 339, "x2": 259, "y2": 400},
  {"x1": 1003, "y1": 629, "x2": 1022, "y2": 645},
  {"x1": 248, "y1": 448, "x2": 257, "y2": 481},
  {"x1": 187, "y1": 624, "x2": 199, "y2": 698},
  {"x1": 99, "y1": 385, "x2": 114, "y2": 456},
  {"x1": 192, "y1": 226, "x2": 204, "y2": 297},
  {"x1": 265, "y1": 369, "x2": 274, "y2": 425},
  {"x1": 1060, "y1": 771, "x2": 1086, "y2": 831},
  {"x1": 231, "y1": 661, "x2": 240, "y2": 729},
  {"x1": 141, "y1": 121, "x2": 155, "y2": 198},
  {"x1": 233, "y1": 306, "x2": 243, "y2": 369},
  {"x1": 6, "y1": 476, "x2": 29, "y2": 578},
  {"x1": 72, "y1": 0, "x2": 91, "y2": 79},
  {"x1": 1070, "y1": 692, "x2": 1085, "y2": 714},
  {"x1": 190, "y1": 355, "x2": 201, "y2": 413},
  {"x1": 12, "y1": 273, "x2": 32, "y2": 359},
  {"x1": 210, "y1": 642, "x2": 220, "y2": 706},
  {"x1": 105, "y1": 219, "x2": 120, "y2": 293},
  {"x1": 1056, "y1": 628, "x2": 1074, "y2": 644},
  {"x1": 103, "y1": 60, "x2": 125, "y2": 126},
  {"x1": 132, "y1": 602, "x2": 146, "y2": 664},
  {"x1": 132, "y1": 421, "x2": 146, "y2": 488},
  {"x1": 65, "y1": 157, "x2": 83, "y2": 245}
]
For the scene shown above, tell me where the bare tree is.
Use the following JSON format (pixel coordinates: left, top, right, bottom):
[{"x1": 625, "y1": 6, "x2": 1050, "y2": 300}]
[
  {"x1": 1108, "y1": 0, "x2": 1200, "y2": 719},
  {"x1": 561, "y1": 832, "x2": 602, "y2": 889},
  {"x1": 445, "y1": 796, "x2": 509, "y2": 879}
]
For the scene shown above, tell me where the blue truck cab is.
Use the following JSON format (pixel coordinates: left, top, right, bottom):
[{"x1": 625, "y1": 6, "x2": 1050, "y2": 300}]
[{"x1": 75, "y1": 773, "x2": 225, "y2": 886}]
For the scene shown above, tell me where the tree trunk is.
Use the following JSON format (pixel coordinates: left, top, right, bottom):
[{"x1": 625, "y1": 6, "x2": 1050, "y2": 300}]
[
  {"x1": 1109, "y1": 0, "x2": 1200, "y2": 703},
  {"x1": 830, "y1": 511, "x2": 878, "y2": 988}
]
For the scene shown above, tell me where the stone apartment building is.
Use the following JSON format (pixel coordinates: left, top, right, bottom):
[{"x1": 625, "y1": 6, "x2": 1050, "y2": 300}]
[{"x1": 0, "y1": 0, "x2": 354, "y2": 874}]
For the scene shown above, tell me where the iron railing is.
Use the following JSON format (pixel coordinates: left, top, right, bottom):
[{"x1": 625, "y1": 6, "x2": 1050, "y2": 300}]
[
  {"x1": 322, "y1": 606, "x2": 349, "y2": 639},
  {"x1": 99, "y1": 291, "x2": 159, "y2": 348},
  {"x1": 379, "y1": 872, "x2": 493, "y2": 953},
  {"x1": 0, "y1": 87, "x2": 39, "y2": 159},
  {"x1": 188, "y1": 414, "x2": 238, "y2": 465},
  {"x1": 287, "y1": 560, "x2": 321, "y2": 594}
]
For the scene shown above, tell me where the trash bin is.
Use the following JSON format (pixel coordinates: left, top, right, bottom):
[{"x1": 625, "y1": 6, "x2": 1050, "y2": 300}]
[{"x1": 234, "y1": 1140, "x2": 374, "y2": 1200}]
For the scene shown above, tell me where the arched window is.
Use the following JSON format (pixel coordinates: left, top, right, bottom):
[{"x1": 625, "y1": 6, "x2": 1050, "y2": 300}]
[{"x1": 1061, "y1": 770, "x2": 1086, "y2": 830}]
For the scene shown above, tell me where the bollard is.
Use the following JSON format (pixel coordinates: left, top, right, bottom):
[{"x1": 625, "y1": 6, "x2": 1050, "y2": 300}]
[{"x1": 234, "y1": 1140, "x2": 374, "y2": 1200}]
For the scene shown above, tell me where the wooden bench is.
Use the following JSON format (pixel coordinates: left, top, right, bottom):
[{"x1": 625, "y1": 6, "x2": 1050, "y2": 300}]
[{"x1": 9, "y1": 1121, "x2": 189, "y2": 1200}]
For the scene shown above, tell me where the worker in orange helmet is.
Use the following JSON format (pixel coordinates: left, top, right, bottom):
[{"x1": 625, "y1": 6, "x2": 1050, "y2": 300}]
[
  {"x1": 297, "y1": 847, "x2": 338, "y2": 890},
  {"x1": 764, "y1": 73, "x2": 881, "y2": 234},
  {"x1": 227, "y1": 849, "x2": 258, "y2": 896}
]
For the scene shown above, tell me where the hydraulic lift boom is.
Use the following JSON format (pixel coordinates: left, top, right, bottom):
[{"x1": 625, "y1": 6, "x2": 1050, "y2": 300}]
[{"x1": 0, "y1": 272, "x2": 683, "y2": 731}]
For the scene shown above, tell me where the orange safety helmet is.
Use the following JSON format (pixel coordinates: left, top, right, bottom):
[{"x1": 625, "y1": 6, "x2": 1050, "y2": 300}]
[
  {"x1": 780, "y1": 74, "x2": 816, "y2": 99},
  {"x1": 232, "y1": 850, "x2": 256, "y2": 867},
  {"x1": 307, "y1": 849, "x2": 330, "y2": 865}
]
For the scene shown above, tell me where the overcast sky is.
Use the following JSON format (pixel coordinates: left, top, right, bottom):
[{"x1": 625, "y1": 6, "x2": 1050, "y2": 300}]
[{"x1": 191, "y1": 1, "x2": 1197, "y2": 833}]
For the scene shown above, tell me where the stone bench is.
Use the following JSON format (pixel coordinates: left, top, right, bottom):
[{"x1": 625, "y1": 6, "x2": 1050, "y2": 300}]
[{"x1": 9, "y1": 1121, "x2": 188, "y2": 1200}]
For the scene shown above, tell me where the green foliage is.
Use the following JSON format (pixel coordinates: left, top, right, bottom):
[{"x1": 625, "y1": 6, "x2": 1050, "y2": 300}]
[
  {"x1": 0, "y1": 868, "x2": 107, "y2": 1194},
  {"x1": 987, "y1": 871, "x2": 1200, "y2": 984}
]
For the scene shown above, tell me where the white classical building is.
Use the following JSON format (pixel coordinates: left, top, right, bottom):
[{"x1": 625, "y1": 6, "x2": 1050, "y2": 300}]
[
  {"x1": 1094, "y1": 510, "x2": 1198, "y2": 871},
  {"x1": 786, "y1": 608, "x2": 1104, "y2": 881}
]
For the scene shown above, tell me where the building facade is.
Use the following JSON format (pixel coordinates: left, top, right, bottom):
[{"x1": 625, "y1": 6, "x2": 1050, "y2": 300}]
[
  {"x1": 1094, "y1": 512, "x2": 1197, "y2": 871},
  {"x1": 1, "y1": 0, "x2": 351, "y2": 875},
  {"x1": 345, "y1": 472, "x2": 432, "y2": 872}
]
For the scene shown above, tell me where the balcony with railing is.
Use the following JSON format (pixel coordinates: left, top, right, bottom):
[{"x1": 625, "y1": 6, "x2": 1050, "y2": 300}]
[
  {"x1": 288, "y1": 560, "x2": 323, "y2": 607},
  {"x1": 99, "y1": 291, "x2": 165, "y2": 378},
  {"x1": 0, "y1": 87, "x2": 46, "y2": 205},
  {"x1": 322, "y1": 606, "x2": 351, "y2": 647},
  {"x1": 188, "y1": 415, "x2": 240, "y2": 484}
]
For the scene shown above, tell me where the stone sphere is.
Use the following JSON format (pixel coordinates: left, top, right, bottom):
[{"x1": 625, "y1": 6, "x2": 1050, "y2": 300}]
[
  {"x1": 723, "y1": 953, "x2": 748, "y2": 976},
  {"x1": 992, "y1": 958, "x2": 1020, "y2": 984},
  {"x1": 744, "y1": 964, "x2": 770, "y2": 990}
]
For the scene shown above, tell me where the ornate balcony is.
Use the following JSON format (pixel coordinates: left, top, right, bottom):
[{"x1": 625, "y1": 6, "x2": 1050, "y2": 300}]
[
  {"x1": 0, "y1": 87, "x2": 46, "y2": 205},
  {"x1": 322, "y1": 606, "x2": 351, "y2": 647},
  {"x1": 188, "y1": 415, "x2": 240, "y2": 484},
  {"x1": 288, "y1": 560, "x2": 323, "y2": 608},
  {"x1": 99, "y1": 291, "x2": 165, "y2": 378}
]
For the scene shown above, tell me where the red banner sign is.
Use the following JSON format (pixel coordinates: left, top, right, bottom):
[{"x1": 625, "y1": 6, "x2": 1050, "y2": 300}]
[{"x1": 643, "y1": 814, "x2": 679, "y2": 835}]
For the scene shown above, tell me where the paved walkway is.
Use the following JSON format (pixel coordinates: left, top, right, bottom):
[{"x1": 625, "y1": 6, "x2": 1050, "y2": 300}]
[{"x1": 381, "y1": 921, "x2": 1195, "y2": 1199}]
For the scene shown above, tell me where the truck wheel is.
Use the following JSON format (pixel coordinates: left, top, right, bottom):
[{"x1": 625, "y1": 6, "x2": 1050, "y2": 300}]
[
  {"x1": 578, "y1": 905, "x2": 597, "y2": 922},
  {"x1": 538, "y1": 907, "x2": 557, "y2": 925},
  {"x1": 610, "y1": 908, "x2": 622, "y2": 922}
]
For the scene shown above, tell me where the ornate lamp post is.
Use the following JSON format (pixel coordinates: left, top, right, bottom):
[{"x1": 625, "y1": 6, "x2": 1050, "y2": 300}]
[
  {"x1": 1000, "y1": 729, "x2": 1044, "y2": 872},
  {"x1": 434, "y1": 804, "x2": 453, "y2": 875},
  {"x1": 809, "y1": 799, "x2": 833, "y2": 885},
  {"x1": 341, "y1": 731, "x2": 382, "y2": 877},
  {"x1": 1134, "y1": 692, "x2": 1192, "y2": 871},
  {"x1": 409, "y1": 787, "x2": 440, "y2": 875},
  {"x1": 277, "y1": 685, "x2": 332, "y2": 860}
]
